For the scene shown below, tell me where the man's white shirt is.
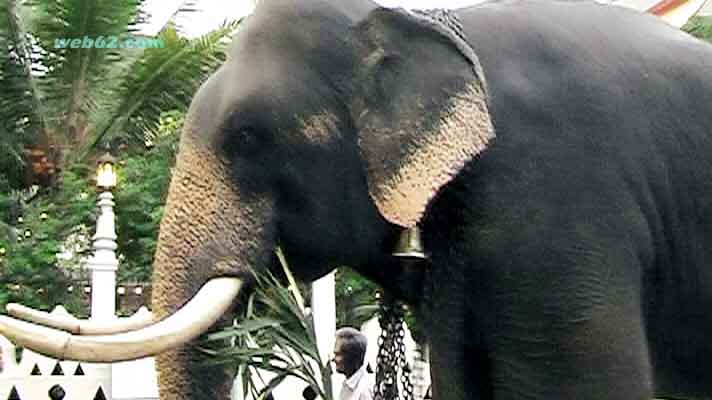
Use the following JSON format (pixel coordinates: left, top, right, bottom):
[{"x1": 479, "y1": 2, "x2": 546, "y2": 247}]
[{"x1": 339, "y1": 364, "x2": 375, "y2": 400}]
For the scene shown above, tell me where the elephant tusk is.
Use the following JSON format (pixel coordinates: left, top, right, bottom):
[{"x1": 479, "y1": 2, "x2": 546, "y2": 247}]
[
  {"x1": 6, "y1": 304, "x2": 154, "y2": 335},
  {"x1": 0, "y1": 277, "x2": 242, "y2": 362}
]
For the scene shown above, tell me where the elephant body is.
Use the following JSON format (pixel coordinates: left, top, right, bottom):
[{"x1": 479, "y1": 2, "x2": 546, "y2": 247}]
[
  {"x1": 421, "y1": 2, "x2": 712, "y2": 398},
  {"x1": 2, "y1": 1, "x2": 712, "y2": 399}
]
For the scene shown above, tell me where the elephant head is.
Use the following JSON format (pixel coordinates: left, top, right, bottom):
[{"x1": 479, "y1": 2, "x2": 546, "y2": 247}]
[{"x1": 0, "y1": 1, "x2": 494, "y2": 399}]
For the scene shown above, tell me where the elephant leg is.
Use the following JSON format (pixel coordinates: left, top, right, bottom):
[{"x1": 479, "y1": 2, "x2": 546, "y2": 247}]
[
  {"x1": 484, "y1": 253, "x2": 654, "y2": 399},
  {"x1": 429, "y1": 334, "x2": 466, "y2": 399},
  {"x1": 426, "y1": 258, "x2": 493, "y2": 400},
  {"x1": 489, "y1": 301, "x2": 652, "y2": 399},
  {"x1": 430, "y1": 340, "x2": 492, "y2": 400}
]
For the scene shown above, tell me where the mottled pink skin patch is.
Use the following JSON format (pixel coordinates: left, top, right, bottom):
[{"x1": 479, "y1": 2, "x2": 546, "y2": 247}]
[
  {"x1": 299, "y1": 111, "x2": 341, "y2": 145},
  {"x1": 369, "y1": 83, "x2": 495, "y2": 228}
]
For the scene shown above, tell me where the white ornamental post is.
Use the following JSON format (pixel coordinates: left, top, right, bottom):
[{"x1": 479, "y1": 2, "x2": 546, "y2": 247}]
[
  {"x1": 88, "y1": 191, "x2": 118, "y2": 320},
  {"x1": 311, "y1": 271, "x2": 337, "y2": 397},
  {"x1": 86, "y1": 152, "x2": 119, "y2": 396}
]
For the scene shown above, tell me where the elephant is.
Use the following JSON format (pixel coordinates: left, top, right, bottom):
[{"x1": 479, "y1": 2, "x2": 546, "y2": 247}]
[{"x1": 2, "y1": 0, "x2": 712, "y2": 399}]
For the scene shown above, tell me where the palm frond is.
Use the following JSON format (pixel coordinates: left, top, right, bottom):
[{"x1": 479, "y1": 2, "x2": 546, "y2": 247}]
[
  {"x1": 684, "y1": 15, "x2": 712, "y2": 42},
  {"x1": 74, "y1": 19, "x2": 240, "y2": 162},
  {"x1": 0, "y1": 0, "x2": 49, "y2": 187},
  {"x1": 0, "y1": 138, "x2": 24, "y2": 186},
  {"x1": 203, "y1": 258, "x2": 334, "y2": 400},
  {"x1": 28, "y1": 0, "x2": 144, "y2": 144},
  {"x1": 156, "y1": 0, "x2": 199, "y2": 36}
]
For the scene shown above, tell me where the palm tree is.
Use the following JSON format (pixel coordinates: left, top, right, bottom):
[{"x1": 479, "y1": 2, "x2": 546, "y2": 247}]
[
  {"x1": 0, "y1": 0, "x2": 240, "y2": 190},
  {"x1": 0, "y1": 0, "x2": 35, "y2": 190}
]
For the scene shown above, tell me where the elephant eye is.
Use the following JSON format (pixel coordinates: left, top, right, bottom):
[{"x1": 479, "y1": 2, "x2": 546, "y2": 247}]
[{"x1": 224, "y1": 126, "x2": 261, "y2": 157}]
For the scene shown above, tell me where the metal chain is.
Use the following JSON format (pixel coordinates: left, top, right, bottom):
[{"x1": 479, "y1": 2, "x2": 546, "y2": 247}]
[{"x1": 374, "y1": 292, "x2": 414, "y2": 400}]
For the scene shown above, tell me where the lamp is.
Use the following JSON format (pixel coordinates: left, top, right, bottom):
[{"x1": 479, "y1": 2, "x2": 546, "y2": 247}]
[{"x1": 96, "y1": 152, "x2": 117, "y2": 190}]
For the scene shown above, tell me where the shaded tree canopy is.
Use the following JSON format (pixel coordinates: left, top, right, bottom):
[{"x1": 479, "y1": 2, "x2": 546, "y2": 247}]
[{"x1": 0, "y1": 0, "x2": 240, "y2": 313}]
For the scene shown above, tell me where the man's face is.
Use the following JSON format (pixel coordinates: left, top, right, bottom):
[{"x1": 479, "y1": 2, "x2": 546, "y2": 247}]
[{"x1": 332, "y1": 338, "x2": 348, "y2": 374}]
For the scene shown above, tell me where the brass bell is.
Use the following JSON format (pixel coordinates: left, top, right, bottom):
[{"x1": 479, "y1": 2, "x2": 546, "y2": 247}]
[{"x1": 392, "y1": 226, "x2": 427, "y2": 260}]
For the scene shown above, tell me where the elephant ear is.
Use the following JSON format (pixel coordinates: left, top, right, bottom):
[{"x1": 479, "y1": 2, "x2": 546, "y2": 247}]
[{"x1": 350, "y1": 8, "x2": 495, "y2": 228}]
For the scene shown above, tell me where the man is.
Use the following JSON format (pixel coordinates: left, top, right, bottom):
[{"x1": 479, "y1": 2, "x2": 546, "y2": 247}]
[{"x1": 332, "y1": 327, "x2": 374, "y2": 400}]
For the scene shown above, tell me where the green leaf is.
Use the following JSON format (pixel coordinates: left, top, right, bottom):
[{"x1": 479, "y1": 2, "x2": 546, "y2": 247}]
[
  {"x1": 204, "y1": 265, "x2": 334, "y2": 400},
  {"x1": 203, "y1": 318, "x2": 282, "y2": 341},
  {"x1": 75, "y1": 20, "x2": 240, "y2": 161},
  {"x1": 258, "y1": 370, "x2": 295, "y2": 400},
  {"x1": 684, "y1": 15, "x2": 712, "y2": 42},
  {"x1": 0, "y1": 0, "x2": 47, "y2": 188},
  {"x1": 28, "y1": 0, "x2": 144, "y2": 143}
]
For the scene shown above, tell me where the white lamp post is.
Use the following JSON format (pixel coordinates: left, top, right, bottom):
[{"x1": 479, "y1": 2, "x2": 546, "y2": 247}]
[
  {"x1": 87, "y1": 153, "x2": 119, "y2": 393},
  {"x1": 88, "y1": 152, "x2": 119, "y2": 320},
  {"x1": 85, "y1": 152, "x2": 119, "y2": 396}
]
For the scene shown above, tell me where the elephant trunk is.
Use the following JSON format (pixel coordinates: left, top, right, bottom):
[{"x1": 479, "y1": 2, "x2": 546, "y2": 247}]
[{"x1": 150, "y1": 131, "x2": 277, "y2": 400}]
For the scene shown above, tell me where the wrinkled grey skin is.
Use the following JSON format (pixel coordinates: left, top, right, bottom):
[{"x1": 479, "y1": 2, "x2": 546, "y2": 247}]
[{"x1": 150, "y1": 0, "x2": 712, "y2": 399}]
